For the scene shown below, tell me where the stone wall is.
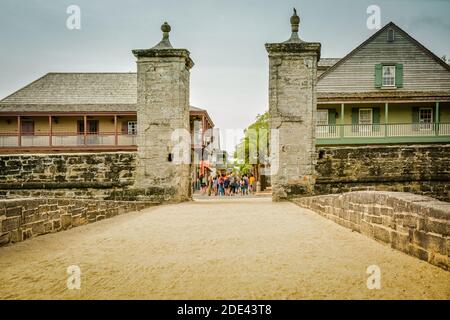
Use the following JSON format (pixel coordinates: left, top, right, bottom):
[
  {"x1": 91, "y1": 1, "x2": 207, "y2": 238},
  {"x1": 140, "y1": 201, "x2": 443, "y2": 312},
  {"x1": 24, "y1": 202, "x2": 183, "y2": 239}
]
[
  {"x1": 0, "y1": 152, "x2": 141, "y2": 200},
  {"x1": 315, "y1": 144, "x2": 450, "y2": 202},
  {"x1": 0, "y1": 198, "x2": 157, "y2": 246},
  {"x1": 293, "y1": 191, "x2": 450, "y2": 270},
  {"x1": 1, "y1": 144, "x2": 449, "y2": 203},
  {"x1": 0, "y1": 152, "x2": 135, "y2": 190},
  {"x1": 0, "y1": 152, "x2": 189, "y2": 203}
]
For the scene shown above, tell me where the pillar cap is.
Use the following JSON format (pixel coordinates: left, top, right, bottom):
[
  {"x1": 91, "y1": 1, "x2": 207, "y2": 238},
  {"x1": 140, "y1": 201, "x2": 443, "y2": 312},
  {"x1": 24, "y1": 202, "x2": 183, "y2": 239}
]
[
  {"x1": 265, "y1": 8, "x2": 321, "y2": 58},
  {"x1": 132, "y1": 21, "x2": 194, "y2": 69},
  {"x1": 287, "y1": 8, "x2": 301, "y2": 43},
  {"x1": 152, "y1": 22, "x2": 173, "y2": 49}
]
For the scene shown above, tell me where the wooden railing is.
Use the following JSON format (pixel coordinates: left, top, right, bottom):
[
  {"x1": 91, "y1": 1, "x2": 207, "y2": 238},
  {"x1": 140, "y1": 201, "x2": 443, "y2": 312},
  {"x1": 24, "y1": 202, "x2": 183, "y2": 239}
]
[
  {"x1": 0, "y1": 132, "x2": 138, "y2": 148},
  {"x1": 316, "y1": 123, "x2": 450, "y2": 145}
]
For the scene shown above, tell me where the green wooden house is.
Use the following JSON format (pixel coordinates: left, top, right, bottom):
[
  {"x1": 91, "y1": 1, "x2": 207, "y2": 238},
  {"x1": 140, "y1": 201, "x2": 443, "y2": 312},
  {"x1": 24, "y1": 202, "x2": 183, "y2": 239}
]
[{"x1": 316, "y1": 22, "x2": 450, "y2": 145}]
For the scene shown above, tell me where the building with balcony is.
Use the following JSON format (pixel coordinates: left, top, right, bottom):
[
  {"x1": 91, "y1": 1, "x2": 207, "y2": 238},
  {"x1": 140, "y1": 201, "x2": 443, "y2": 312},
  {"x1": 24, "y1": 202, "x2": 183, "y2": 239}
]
[
  {"x1": 0, "y1": 73, "x2": 214, "y2": 152},
  {"x1": 316, "y1": 22, "x2": 450, "y2": 145}
]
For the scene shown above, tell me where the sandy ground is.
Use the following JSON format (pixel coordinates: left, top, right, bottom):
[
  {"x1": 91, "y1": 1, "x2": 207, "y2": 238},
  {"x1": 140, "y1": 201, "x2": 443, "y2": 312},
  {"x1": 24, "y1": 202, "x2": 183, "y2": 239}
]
[{"x1": 0, "y1": 197, "x2": 448, "y2": 300}]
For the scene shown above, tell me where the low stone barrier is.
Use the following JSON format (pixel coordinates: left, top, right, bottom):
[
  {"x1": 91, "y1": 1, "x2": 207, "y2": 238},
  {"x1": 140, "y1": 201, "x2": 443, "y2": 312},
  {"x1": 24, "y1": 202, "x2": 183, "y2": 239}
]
[
  {"x1": 315, "y1": 145, "x2": 450, "y2": 202},
  {"x1": 293, "y1": 191, "x2": 450, "y2": 271},
  {"x1": 0, "y1": 198, "x2": 157, "y2": 246}
]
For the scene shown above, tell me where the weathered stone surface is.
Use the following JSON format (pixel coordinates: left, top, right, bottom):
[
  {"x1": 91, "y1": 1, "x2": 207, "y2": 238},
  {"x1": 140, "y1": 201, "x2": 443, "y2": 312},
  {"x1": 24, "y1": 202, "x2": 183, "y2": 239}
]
[
  {"x1": 315, "y1": 145, "x2": 450, "y2": 202},
  {"x1": 0, "y1": 198, "x2": 157, "y2": 247},
  {"x1": 266, "y1": 29, "x2": 321, "y2": 201},
  {"x1": 0, "y1": 232, "x2": 10, "y2": 247},
  {"x1": 293, "y1": 191, "x2": 450, "y2": 270},
  {"x1": 133, "y1": 33, "x2": 192, "y2": 203},
  {"x1": 0, "y1": 152, "x2": 136, "y2": 200}
]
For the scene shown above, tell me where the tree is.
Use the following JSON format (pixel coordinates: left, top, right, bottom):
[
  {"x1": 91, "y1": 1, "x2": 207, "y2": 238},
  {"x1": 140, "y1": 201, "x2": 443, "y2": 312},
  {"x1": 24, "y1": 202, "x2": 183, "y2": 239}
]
[
  {"x1": 442, "y1": 55, "x2": 449, "y2": 65},
  {"x1": 233, "y1": 112, "x2": 270, "y2": 189}
]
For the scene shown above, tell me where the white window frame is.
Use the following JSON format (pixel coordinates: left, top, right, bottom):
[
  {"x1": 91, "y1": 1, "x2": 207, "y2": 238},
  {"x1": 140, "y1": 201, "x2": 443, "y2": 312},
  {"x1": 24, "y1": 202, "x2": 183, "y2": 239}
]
[
  {"x1": 127, "y1": 121, "x2": 138, "y2": 135},
  {"x1": 419, "y1": 108, "x2": 433, "y2": 131},
  {"x1": 317, "y1": 110, "x2": 329, "y2": 133},
  {"x1": 382, "y1": 65, "x2": 396, "y2": 87},
  {"x1": 359, "y1": 108, "x2": 373, "y2": 133}
]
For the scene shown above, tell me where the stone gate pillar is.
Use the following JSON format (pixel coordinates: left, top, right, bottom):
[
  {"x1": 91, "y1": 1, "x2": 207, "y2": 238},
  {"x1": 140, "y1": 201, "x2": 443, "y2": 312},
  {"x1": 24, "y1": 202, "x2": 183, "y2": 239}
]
[
  {"x1": 132, "y1": 22, "x2": 193, "y2": 203},
  {"x1": 265, "y1": 9, "x2": 321, "y2": 201}
]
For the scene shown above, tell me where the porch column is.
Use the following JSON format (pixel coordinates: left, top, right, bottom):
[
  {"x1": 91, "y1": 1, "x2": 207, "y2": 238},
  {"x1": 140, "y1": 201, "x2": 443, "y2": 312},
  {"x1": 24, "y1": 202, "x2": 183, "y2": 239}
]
[
  {"x1": 114, "y1": 115, "x2": 118, "y2": 146},
  {"x1": 48, "y1": 115, "x2": 52, "y2": 147},
  {"x1": 17, "y1": 115, "x2": 21, "y2": 147},
  {"x1": 385, "y1": 103, "x2": 389, "y2": 137},
  {"x1": 340, "y1": 103, "x2": 345, "y2": 138},
  {"x1": 436, "y1": 102, "x2": 440, "y2": 136},
  {"x1": 83, "y1": 115, "x2": 87, "y2": 145}
]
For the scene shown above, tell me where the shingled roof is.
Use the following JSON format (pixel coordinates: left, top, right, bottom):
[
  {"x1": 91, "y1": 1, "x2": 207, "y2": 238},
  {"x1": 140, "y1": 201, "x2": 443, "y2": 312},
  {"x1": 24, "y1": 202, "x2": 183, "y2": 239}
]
[
  {"x1": 0, "y1": 73, "x2": 209, "y2": 117},
  {"x1": 0, "y1": 73, "x2": 137, "y2": 106},
  {"x1": 318, "y1": 58, "x2": 340, "y2": 68}
]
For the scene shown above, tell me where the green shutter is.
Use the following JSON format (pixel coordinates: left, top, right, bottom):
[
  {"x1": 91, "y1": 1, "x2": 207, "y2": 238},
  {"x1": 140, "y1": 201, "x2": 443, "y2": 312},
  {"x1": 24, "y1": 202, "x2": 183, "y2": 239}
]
[
  {"x1": 375, "y1": 64, "x2": 382, "y2": 88},
  {"x1": 352, "y1": 108, "x2": 358, "y2": 132},
  {"x1": 395, "y1": 63, "x2": 403, "y2": 88},
  {"x1": 328, "y1": 109, "x2": 336, "y2": 134},
  {"x1": 373, "y1": 107, "x2": 381, "y2": 132},
  {"x1": 328, "y1": 109, "x2": 336, "y2": 125},
  {"x1": 412, "y1": 107, "x2": 419, "y2": 131}
]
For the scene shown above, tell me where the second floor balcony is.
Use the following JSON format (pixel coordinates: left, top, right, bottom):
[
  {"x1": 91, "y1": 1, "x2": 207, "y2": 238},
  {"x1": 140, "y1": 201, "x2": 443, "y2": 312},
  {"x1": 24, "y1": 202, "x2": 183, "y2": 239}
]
[{"x1": 316, "y1": 122, "x2": 450, "y2": 145}]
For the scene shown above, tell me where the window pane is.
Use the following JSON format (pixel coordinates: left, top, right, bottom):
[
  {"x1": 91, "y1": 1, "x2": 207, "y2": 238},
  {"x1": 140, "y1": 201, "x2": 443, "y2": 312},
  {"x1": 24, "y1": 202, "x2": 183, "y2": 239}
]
[
  {"x1": 382, "y1": 66, "x2": 396, "y2": 86},
  {"x1": 128, "y1": 121, "x2": 137, "y2": 135},
  {"x1": 317, "y1": 111, "x2": 328, "y2": 125},
  {"x1": 419, "y1": 108, "x2": 433, "y2": 130},
  {"x1": 359, "y1": 109, "x2": 372, "y2": 124}
]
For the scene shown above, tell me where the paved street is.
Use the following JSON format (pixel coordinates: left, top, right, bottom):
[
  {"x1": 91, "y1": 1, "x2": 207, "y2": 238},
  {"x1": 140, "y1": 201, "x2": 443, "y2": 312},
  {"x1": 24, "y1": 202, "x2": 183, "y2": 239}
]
[{"x1": 0, "y1": 197, "x2": 448, "y2": 300}]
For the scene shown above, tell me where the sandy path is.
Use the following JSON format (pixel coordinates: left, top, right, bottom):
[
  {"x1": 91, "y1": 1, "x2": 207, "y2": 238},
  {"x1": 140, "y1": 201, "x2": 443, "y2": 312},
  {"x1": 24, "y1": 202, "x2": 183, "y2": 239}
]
[{"x1": 0, "y1": 197, "x2": 448, "y2": 300}]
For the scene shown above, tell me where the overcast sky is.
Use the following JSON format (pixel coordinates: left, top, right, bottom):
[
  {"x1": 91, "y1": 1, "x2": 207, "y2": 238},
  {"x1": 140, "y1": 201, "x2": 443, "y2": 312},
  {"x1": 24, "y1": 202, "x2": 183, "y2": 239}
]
[{"x1": 1, "y1": 0, "x2": 449, "y2": 153}]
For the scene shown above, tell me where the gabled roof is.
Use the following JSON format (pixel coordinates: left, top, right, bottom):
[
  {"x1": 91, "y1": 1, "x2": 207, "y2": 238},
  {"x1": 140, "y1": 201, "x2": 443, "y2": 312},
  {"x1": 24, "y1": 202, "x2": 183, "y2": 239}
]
[{"x1": 318, "y1": 22, "x2": 450, "y2": 81}]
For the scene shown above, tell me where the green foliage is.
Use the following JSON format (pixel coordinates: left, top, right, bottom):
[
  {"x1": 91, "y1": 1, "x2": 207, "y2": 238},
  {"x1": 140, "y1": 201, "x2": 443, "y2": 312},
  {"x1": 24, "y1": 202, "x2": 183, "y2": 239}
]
[{"x1": 233, "y1": 112, "x2": 269, "y2": 173}]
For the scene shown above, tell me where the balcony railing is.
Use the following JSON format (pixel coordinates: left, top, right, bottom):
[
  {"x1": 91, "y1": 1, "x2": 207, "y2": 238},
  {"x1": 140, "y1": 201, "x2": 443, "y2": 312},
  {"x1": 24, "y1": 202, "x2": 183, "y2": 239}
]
[
  {"x1": 0, "y1": 131, "x2": 138, "y2": 149},
  {"x1": 316, "y1": 123, "x2": 450, "y2": 144}
]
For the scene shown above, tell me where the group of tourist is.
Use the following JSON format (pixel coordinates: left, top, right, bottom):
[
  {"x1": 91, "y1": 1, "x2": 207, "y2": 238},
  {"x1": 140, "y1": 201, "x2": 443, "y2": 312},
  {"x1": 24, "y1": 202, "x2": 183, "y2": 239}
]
[{"x1": 197, "y1": 173, "x2": 257, "y2": 197}]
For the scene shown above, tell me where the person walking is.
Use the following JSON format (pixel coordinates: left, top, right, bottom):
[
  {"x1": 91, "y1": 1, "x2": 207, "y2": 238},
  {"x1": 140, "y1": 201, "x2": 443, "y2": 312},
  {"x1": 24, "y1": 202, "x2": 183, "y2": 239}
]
[
  {"x1": 241, "y1": 174, "x2": 249, "y2": 196},
  {"x1": 249, "y1": 175, "x2": 256, "y2": 194},
  {"x1": 224, "y1": 174, "x2": 231, "y2": 196},
  {"x1": 213, "y1": 176, "x2": 219, "y2": 196},
  {"x1": 218, "y1": 174, "x2": 225, "y2": 196},
  {"x1": 207, "y1": 176, "x2": 214, "y2": 196},
  {"x1": 235, "y1": 176, "x2": 241, "y2": 195}
]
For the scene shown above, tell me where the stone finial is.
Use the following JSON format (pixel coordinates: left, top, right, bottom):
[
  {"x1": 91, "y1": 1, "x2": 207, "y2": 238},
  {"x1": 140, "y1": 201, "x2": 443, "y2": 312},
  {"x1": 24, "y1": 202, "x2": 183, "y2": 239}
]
[
  {"x1": 291, "y1": 8, "x2": 300, "y2": 32},
  {"x1": 152, "y1": 22, "x2": 173, "y2": 49},
  {"x1": 286, "y1": 8, "x2": 302, "y2": 43}
]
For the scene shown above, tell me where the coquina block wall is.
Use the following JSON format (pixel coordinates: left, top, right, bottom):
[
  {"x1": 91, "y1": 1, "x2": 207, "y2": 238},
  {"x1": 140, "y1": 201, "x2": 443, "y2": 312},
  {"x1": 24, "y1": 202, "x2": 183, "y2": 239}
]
[
  {"x1": 0, "y1": 198, "x2": 157, "y2": 246},
  {"x1": 0, "y1": 144, "x2": 449, "y2": 202},
  {"x1": 0, "y1": 152, "x2": 135, "y2": 198},
  {"x1": 293, "y1": 191, "x2": 450, "y2": 270},
  {"x1": 0, "y1": 152, "x2": 178, "y2": 202},
  {"x1": 315, "y1": 144, "x2": 450, "y2": 202}
]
